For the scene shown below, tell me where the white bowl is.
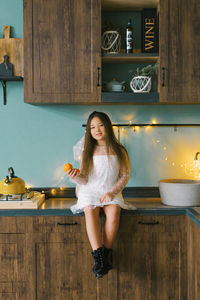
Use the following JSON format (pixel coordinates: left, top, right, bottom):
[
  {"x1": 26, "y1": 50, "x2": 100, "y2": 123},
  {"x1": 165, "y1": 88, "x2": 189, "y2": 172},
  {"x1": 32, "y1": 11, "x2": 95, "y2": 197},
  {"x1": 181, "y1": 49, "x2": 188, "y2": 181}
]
[{"x1": 159, "y1": 179, "x2": 200, "y2": 206}]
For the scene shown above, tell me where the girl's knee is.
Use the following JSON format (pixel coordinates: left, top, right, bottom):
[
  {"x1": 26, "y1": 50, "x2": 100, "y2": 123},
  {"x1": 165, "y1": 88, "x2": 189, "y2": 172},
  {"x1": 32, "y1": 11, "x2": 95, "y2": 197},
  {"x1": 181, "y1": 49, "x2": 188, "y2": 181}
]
[
  {"x1": 84, "y1": 207, "x2": 100, "y2": 218},
  {"x1": 104, "y1": 205, "x2": 121, "y2": 222},
  {"x1": 104, "y1": 204, "x2": 121, "y2": 214}
]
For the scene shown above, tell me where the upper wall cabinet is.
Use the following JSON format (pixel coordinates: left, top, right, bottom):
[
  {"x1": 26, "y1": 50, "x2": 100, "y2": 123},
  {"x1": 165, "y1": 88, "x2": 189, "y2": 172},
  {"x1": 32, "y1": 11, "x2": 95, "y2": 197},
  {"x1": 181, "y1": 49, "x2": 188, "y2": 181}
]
[
  {"x1": 23, "y1": 0, "x2": 101, "y2": 104},
  {"x1": 24, "y1": 0, "x2": 200, "y2": 104},
  {"x1": 159, "y1": 0, "x2": 200, "y2": 103}
]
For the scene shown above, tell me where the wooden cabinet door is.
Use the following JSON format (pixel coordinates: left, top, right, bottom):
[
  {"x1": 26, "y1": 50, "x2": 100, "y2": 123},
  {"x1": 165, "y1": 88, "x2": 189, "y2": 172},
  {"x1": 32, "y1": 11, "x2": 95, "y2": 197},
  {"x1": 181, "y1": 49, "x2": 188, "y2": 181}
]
[
  {"x1": 28, "y1": 216, "x2": 98, "y2": 300},
  {"x1": 159, "y1": 0, "x2": 200, "y2": 103},
  {"x1": 188, "y1": 218, "x2": 200, "y2": 300},
  {"x1": 111, "y1": 215, "x2": 188, "y2": 300},
  {"x1": 0, "y1": 233, "x2": 27, "y2": 300},
  {"x1": 24, "y1": 0, "x2": 101, "y2": 104}
]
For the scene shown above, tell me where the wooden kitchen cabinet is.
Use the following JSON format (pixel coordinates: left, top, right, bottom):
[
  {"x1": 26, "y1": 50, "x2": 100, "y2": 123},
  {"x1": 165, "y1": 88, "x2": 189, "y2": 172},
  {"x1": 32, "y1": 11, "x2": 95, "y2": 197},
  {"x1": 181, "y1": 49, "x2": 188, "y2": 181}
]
[
  {"x1": 0, "y1": 217, "x2": 28, "y2": 300},
  {"x1": 1, "y1": 214, "x2": 200, "y2": 299},
  {"x1": 26, "y1": 216, "x2": 98, "y2": 300},
  {"x1": 99, "y1": 215, "x2": 188, "y2": 300},
  {"x1": 23, "y1": 0, "x2": 101, "y2": 104},
  {"x1": 102, "y1": 0, "x2": 200, "y2": 104},
  {"x1": 23, "y1": 0, "x2": 200, "y2": 105},
  {"x1": 188, "y1": 218, "x2": 200, "y2": 300},
  {"x1": 159, "y1": 0, "x2": 200, "y2": 103}
]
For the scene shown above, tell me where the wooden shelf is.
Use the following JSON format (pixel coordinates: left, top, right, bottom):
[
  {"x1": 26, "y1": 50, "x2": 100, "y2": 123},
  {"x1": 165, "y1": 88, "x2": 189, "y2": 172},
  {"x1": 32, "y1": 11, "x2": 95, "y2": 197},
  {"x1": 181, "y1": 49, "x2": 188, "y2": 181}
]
[
  {"x1": 102, "y1": 53, "x2": 159, "y2": 63},
  {"x1": 102, "y1": 0, "x2": 158, "y2": 11},
  {"x1": 102, "y1": 92, "x2": 159, "y2": 103}
]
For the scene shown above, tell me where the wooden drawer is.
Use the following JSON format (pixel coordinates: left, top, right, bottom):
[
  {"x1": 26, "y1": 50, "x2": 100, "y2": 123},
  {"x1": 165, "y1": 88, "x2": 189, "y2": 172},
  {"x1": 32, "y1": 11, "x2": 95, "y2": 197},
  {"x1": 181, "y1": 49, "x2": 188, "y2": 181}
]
[
  {"x1": 29, "y1": 216, "x2": 86, "y2": 233},
  {"x1": 119, "y1": 215, "x2": 186, "y2": 234},
  {"x1": 0, "y1": 217, "x2": 27, "y2": 233}
]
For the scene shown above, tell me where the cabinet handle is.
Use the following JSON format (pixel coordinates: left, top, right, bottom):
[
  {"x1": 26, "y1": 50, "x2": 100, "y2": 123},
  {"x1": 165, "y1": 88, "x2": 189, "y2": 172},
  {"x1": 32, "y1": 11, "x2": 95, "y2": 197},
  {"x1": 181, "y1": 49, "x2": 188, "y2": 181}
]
[
  {"x1": 97, "y1": 67, "x2": 100, "y2": 87},
  {"x1": 161, "y1": 67, "x2": 165, "y2": 87},
  {"x1": 56, "y1": 222, "x2": 78, "y2": 226},
  {"x1": 138, "y1": 221, "x2": 159, "y2": 225}
]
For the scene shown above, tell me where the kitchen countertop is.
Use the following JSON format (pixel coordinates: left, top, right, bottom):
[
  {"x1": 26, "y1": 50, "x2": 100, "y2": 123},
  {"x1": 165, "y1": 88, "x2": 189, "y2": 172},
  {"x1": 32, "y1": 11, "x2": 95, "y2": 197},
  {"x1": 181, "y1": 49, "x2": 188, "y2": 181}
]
[{"x1": 0, "y1": 197, "x2": 200, "y2": 226}]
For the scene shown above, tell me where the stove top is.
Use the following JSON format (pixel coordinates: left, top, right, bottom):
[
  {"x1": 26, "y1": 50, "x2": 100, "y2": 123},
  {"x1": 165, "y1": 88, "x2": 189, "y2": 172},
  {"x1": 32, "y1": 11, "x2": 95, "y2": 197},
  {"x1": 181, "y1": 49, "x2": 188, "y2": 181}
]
[
  {"x1": 0, "y1": 191, "x2": 42, "y2": 201},
  {"x1": 0, "y1": 191, "x2": 45, "y2": 209}
]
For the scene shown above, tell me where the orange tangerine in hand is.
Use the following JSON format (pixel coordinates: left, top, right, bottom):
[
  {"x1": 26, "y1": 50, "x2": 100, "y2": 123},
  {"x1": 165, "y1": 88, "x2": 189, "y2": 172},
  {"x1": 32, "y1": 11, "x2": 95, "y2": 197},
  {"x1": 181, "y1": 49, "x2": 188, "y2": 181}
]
[
  {"x1": 64, "y1": 163, "x2": 73, "y2": 173},
  {"x1": 73, "y1": 168, "x2": 80, "y2": 175}
]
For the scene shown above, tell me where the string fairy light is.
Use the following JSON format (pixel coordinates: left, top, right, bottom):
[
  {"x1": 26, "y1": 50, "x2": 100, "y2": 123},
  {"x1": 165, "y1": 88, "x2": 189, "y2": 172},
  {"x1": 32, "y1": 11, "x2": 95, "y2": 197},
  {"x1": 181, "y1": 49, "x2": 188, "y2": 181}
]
[
  {"x1": 48, "y1": 121, "x2": 200, "y2": 197},
  {"x1": 51, "y1": 188, "x2": 57, "y2": 195},
  {"x1": 26, "y1": 183, "x2": 33, "y2": 189}
]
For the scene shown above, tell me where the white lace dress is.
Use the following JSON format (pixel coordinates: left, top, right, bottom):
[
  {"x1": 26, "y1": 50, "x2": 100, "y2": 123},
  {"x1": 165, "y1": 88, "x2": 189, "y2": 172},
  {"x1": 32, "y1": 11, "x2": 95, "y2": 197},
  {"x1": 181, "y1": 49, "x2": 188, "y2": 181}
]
[{"x1": 70, "y1": 146, "x2": 136, "y2": 214}]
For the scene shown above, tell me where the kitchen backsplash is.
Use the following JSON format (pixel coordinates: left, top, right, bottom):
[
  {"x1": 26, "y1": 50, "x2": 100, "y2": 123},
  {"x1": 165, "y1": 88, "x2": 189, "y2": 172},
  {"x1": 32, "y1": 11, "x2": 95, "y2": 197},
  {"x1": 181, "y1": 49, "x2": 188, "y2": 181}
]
[{"x1": 0, "y1": 0, "x2": 200, "y2": 188}]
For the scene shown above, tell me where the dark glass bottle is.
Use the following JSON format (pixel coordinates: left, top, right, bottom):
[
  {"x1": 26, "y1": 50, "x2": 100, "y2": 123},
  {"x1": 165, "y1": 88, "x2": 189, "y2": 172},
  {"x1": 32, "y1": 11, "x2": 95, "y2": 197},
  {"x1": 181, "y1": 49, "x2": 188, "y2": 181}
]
[{"x1": 125, "y1": 19, "x2": 133, "y2": 53}]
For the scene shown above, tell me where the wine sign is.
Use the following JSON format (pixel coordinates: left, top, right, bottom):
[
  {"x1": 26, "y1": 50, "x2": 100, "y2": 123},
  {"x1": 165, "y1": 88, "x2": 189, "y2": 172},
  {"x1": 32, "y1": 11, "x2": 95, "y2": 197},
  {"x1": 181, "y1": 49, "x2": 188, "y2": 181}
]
[{"x1": 142, "y1": 9, "x2": 159, "y2": 53}]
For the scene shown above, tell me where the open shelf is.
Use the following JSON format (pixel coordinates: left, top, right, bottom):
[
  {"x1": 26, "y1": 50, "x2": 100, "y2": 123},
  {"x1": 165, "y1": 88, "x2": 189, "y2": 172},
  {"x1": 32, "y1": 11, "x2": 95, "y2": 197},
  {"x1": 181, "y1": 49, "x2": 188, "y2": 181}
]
[
  {"x1": 102, "y1": 0, "x2": 158, "y2": 11},
  {"x1": 0, "y1": 76, "x2": 23, "y2": 105},
  {"x1": 102, "y1": 92, "x2": 159, "y2": 103},
  {"x1": 101, "y1": 0, "x2": 159, "y2": 104},
  {"x1": 102, "y1": 53, "x2": 159, "y2": 63}
]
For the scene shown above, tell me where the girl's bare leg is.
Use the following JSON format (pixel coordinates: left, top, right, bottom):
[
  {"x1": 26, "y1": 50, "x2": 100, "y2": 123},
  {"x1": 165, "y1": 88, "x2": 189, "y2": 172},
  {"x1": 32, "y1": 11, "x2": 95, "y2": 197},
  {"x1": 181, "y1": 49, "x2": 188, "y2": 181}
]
[
  {"x1": 84, "y1": 207, "x2": 102, "y2": 250},
  {"x1": 103, "y1": 205, "x2": 121, "y2": 249}
]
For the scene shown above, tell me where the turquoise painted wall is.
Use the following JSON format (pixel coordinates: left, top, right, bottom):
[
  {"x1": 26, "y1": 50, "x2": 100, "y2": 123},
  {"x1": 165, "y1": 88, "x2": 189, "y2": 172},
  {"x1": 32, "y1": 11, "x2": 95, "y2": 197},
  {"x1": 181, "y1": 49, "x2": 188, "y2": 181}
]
[{"x1": 1, "y1": 0, "x2": 200, "y2": 188}]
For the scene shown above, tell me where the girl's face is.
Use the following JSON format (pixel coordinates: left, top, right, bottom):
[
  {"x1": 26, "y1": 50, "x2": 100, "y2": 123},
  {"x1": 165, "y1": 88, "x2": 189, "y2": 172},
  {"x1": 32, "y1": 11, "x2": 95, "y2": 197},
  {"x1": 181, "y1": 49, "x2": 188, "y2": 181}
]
[{"x1": 90, "y1": 117, "x2": 106, "y2": 144}]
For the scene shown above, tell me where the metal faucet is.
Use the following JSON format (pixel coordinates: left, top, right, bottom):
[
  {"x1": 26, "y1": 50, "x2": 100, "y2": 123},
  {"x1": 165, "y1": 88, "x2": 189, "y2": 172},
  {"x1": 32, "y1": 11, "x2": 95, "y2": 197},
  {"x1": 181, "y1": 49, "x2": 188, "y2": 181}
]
[{"x1": 194, "y1": 152, "x2": 200, "y2": 160}]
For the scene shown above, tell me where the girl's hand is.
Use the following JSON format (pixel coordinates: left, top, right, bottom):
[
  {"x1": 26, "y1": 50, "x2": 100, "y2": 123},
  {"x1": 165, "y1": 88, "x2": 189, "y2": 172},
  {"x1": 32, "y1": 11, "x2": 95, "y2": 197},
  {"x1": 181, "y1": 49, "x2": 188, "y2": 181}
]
[
  {"x1": 100, "y1": 192, "x2": 114, "y2": 203},
  {"x1": 67, "y1": 168, "x2": 80, "y2": 179}
]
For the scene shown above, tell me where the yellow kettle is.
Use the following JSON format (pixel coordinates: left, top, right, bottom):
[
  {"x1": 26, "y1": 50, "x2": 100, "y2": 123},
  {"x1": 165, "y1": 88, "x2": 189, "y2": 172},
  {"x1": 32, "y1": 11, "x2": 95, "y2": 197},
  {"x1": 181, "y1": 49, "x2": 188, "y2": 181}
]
[{"x1": 0, "y1": 167, "x2": 25, "y2": 195}]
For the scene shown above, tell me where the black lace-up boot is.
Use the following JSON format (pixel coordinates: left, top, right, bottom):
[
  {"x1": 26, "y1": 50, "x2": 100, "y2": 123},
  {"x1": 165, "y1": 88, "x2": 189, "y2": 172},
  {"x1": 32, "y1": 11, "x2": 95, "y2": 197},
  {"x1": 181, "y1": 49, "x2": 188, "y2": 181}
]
[
  {"x1": 91, "y1": 245, "x2": 108, "y2": 278},
  {"x1": 104, "y1": 247, "x2": 113, "y2": 271}
]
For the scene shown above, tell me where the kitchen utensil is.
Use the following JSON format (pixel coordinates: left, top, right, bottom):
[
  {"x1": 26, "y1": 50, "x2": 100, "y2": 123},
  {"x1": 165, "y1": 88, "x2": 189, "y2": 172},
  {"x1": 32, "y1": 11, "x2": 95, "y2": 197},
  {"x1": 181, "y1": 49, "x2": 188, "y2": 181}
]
[
  {"x1": 159, "y1": 179, "x2": 200, "y2": 206},
  {"x1": 106, "y1": 78, "x2": 126, "y2": 92},
  {"x1": 0, "y1": 26, "x2": 23, "y2": 77},
  {"x1": 0, "y1": 55, "x2": 13, "y2": 76},
  {"x1": 0, "y1": 167, "x2": 25, "y2": 196}
]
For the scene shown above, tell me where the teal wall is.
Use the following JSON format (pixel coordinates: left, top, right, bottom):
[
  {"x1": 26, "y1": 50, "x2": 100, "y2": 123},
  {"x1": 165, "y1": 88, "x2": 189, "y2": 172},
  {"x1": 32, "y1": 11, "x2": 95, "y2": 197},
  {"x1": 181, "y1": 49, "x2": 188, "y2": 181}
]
[{"x1": 1, "y1": 0, "x2": 200, "y2": 188}]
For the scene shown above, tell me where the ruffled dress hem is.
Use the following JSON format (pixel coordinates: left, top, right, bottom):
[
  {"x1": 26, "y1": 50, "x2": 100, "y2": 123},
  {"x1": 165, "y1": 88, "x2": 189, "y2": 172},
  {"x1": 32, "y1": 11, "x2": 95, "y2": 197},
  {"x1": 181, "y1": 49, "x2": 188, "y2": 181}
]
[{"x1": 70, "y1": 201, "x2": 136, "y2": 214}]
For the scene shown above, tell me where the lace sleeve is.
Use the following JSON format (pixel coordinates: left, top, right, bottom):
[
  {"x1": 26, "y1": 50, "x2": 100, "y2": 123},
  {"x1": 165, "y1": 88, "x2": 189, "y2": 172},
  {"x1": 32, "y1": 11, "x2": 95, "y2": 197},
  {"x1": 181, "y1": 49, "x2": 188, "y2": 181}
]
[
  {"x1": 70, "y1": 173, "x2": 88, "y2": 185},
  {"x1": 109, "y1": 151, "x2": 130, "y2": 195}
]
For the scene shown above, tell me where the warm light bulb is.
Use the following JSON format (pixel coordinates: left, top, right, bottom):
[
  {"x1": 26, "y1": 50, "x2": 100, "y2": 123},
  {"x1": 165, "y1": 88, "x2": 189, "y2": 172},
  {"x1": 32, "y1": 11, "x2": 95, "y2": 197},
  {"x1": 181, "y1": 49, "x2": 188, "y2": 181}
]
[
  {"x1": 145, "y1": 126, "x2": 152, "y2": 132},
  {"x1": 26, "y1": 183, "x2": 33, "y2": 189},
  {"x1": 51, "y1": 189, "x2": 56, "y2": 195},
  {"x1": 135, "y1": 126, "x2": 140, "y2": 132},
  {"x1": 163, "y1": 146, "x2": 167, "y2": 150},
  {"x1": 165, "y1": 157, "x2": 168, "y2": 161},
  {"x1": 172, "y1": 162, "x2": 175, "y2": 166}
]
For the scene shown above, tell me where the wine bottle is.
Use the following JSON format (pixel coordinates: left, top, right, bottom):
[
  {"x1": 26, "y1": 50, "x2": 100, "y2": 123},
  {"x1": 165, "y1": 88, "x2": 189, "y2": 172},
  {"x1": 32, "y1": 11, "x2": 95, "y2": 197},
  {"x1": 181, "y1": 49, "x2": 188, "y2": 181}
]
[{"x1": 125, "y1": 19, "x2": 133, "y2": 53}]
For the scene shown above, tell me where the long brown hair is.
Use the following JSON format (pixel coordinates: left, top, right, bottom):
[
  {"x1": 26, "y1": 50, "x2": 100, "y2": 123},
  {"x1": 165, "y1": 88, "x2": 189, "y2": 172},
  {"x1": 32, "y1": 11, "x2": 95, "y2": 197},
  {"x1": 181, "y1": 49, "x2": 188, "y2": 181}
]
[{"x1": 81, "y1": 111, "x2": 130, "y2": 176}]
